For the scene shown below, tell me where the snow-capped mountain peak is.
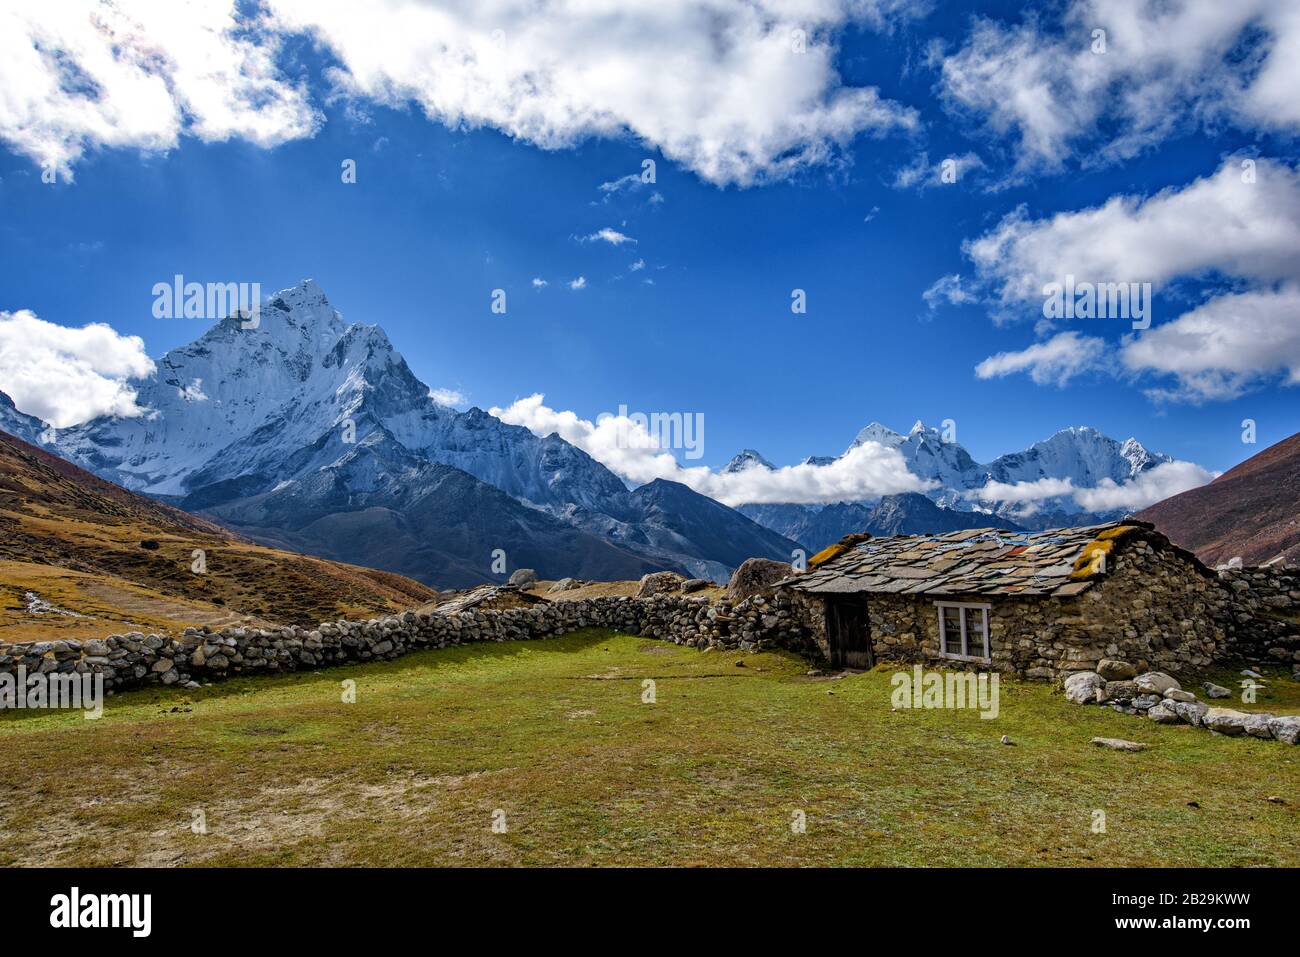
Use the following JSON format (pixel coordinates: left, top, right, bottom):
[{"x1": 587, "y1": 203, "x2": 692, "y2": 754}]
[
  {"x1": 849, "y1": 421, "x2": 904, "y2": 450},
  {"x1": 723, "y1": 449, "x2": 774, "y2": 473}
]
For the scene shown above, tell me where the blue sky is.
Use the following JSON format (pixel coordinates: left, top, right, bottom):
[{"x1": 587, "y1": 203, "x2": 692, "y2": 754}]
[{"x1": 1, "y1": 0, "x2": 1298, "y2": 481}]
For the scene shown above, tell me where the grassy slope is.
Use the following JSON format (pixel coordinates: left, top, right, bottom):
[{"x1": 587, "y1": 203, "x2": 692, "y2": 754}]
[
  {"x1": 0, "y1": 431, "x2": 438, "y2": 640},
  {"x1": 2, "y1": 630, "x2": 1296, "y2": 867}
]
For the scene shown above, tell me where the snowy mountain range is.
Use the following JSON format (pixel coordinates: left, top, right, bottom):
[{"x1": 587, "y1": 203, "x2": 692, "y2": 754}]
[
  {"x1": 731, "y1": 419, "x2": 1175, "y2": 551},
  {"x1": 0, "y1": 280, "x2": 1195, "y2": 584},
  {"x1": 38, "y1": 281, "x2": 798, "y2": 587}
]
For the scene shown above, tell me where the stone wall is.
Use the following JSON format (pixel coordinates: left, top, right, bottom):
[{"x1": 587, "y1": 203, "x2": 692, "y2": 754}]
[
  {"x1": 1217, "y1": 566, "x2": 1300, "y2": 669},
  {"x1": 4, "y1": 543, "x2": 1296, "y2": 701},
  {"x1": 0, "y1": 592, "x2": 820, "y2": 697},
  {"x1": 799, "y1": 537, "x2": 1230, "y2": 681}
]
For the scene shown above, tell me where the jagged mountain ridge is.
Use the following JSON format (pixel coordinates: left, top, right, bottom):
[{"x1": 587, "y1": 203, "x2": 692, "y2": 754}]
[
  {"x1": 730, "y1": 420, "x2": 1170, "y2": 543},
  {"x1": 44, "y1": 281, "x2": 799, "y2": 585},
  {"x1": 739, "y1": 493, "x2": 1027, "y2": 554}
]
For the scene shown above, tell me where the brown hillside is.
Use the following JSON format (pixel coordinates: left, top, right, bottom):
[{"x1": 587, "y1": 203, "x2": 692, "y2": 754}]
[
  {"x1": 1136, "y1": 431, "x2": 1300, "y2": 567},
  {"x1": 0, "y1": 430, "x2": 437, "y2": 641}
]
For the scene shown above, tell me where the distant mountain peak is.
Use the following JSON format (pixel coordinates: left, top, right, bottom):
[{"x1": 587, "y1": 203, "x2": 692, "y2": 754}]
[{"x1": 723, "y1": 449, "x2": 774, "y2": 473}]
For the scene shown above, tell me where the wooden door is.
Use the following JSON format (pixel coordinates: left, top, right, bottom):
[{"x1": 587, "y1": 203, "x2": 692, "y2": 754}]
[{"x1": 829, "y1": 598, "x2": 873, "y2": 669}]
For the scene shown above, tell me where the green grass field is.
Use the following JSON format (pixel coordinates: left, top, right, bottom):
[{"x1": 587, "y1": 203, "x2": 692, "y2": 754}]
[{"x1": 2, "y1": 630, "x2": 1297, "y2": 867}]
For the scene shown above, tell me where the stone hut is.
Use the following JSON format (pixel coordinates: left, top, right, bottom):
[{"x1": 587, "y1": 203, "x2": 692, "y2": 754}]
[{"x1": 780, "y1": 520, "x2": 1227, "y2": 679}]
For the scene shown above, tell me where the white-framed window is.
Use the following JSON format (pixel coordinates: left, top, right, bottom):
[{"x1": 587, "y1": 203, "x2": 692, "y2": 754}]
[{"x1": 935, "y1": 602, "x2": 991, "y2": 663}]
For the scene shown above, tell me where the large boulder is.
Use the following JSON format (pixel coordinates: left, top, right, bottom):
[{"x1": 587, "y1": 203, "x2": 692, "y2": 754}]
[
  {"x1": 1134, "y1": 672, "x2": 1180, "y2": 696},
  {"x1": 1202, "y1": 682, "x2": 1232, "y2": 699},
  {"x1": 1203, "y1": 708, "x2": 1250, "y2": 735},
  {"x1": 679, "y1": 578, "x2": 712, "y2": 594},
  {"x1": 1244, "y1": 713, "x2": 1276, "y2": 739},
  {"x1": 547, "y1": 577, "x2": 582, "y2": 593},
  {"x1": 636, "y1": 571, "x2": 686, "y2": 599},
  {"x1": 508, "y1": 568, "x2": 537, "y2": 587},
  {"x1": 1268, "y1": 716, "x2": 1300, "y2": 744},
  {"x1": 1064, "y1": 671, "x2": 1105, "y2": 705},
  {"x1": 726, "y1": 558, "x2": 793, "y2": 602},
  {"x1": 1097, "y1": 659, "x2": 1137, "y2": 681}
]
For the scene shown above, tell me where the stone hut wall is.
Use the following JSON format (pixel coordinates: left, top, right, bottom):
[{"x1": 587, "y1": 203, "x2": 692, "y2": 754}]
[
  {"x1": 796, "y1": 535, "x2": 1230, "y2": 680},
  {"x1": 1217, "y1": 565, "x2": 1300, "y2": 667}
]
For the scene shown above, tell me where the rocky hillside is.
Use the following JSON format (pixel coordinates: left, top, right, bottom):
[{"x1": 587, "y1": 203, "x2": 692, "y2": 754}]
[
  {"x1": 0, "y1": 429, "x2": 437, "y2": 639},
  {"x1": 1137, "y1": 432, "x2": 1300, "y2": 567}
]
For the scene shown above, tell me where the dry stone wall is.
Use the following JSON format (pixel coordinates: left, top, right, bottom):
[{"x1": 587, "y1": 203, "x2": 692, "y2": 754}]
[
  {"x1": 1217, "y1": 566, "x2": 1300, "y2": 670},
  {"x1": 0, "y1": 592, "x2": 819, "y2": 696}
]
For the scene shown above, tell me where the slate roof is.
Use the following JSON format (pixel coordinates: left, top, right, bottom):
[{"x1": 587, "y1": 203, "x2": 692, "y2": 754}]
[{"x1": 784, "y1": 521, "x2": 1156, "y2": 599}]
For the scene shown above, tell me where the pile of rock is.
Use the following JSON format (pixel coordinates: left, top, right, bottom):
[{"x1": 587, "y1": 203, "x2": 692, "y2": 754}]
[{"x1": 1063, "y1": 663, "x2": 1300, "y2": 744}]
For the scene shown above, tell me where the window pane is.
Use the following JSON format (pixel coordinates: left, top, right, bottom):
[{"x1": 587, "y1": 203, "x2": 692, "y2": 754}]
[
  {"x1": 941, "y1": 607, "x2": 962, "y2": 655},
  {"x1": 965, "y1": 608, "x2": 986, "y2": 657}
]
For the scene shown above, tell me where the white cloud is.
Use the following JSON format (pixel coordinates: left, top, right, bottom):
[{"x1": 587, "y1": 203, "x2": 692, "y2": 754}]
[
  {"x1": 568, "y1": 276, "x2": 587, "y2": 291},
  {"x1": 3, "y1": 2, "x2": 920, "y2": 185},
  {"x1": 938, "y1": 0, "x2": 1300, "y2": 174},
  {"x1": 970, "y1": 461, "x2": 1215, "y2": 515},
  {"x1": 583, "y1": 228, "x2": 635, "y2": 246},
  {"x1": 0, "y1": 1, "x2": 318, "y2": 176},
  {"x1": 1072, "y1": 460, "x2": 1216, "y2": 512},
  {"x1": 969, "y1": 475, "x2": 1076, "y2": 517},
  {"x1": 531, "y1": 277, "x2": 547, "y2": 288},
  {"x1": 428, "y1": 387, "x2": 466, "y2": 407},
  {"x1": 489, "y1": 393, "x2": 934, "y2": 506},
  {"x1": 893, "y1": 151, "x2": 984, "y2": 189},
  {"x1": 0, "y1": 309, "x2": 155, "y2": 427},
  {"x1": 1121, "y1": 285, "x2": 1300, "y2": 402},
  {"x1": 269, "y1": 1, "x2": 918, "y2": 187},
  {"x1": 956, "y1": 157, "x2": 1300, "y2": 400},
  {"x1": 975, "y1": 332, "x2": 1107, "y2": 386},
  {"x1": 922, "y1": 273, "x2": 978, "y2": 310},
  {"x1": 966, "y1": 158, "x2": 1300, "y2": 309},
  {"x1": 629, "y1": 259, "x2": 645, "y2": 272}
]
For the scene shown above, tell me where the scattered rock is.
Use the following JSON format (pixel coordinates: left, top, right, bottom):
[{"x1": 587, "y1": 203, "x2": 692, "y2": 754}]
[
  {"x1": 734, "y1": 660, "x2": 745, "y2": 668},
  {"x1": 1000, "y1": 735, "x2": 1014, "y2": 746},
  {"x1": 1243, "y1": 713, "x2": 1276, "y2": 739},
  {"x1": 1097, "y1": 659, "x2": 1137, "y2": 681},
  {"x1": 1091, "y1": 737, "x2": 1148, "y2": 752},
  {"x1": 1146, "y1": 701, "x2": 1180, "y2": 723},
  {"x1": 1133, "y1": 694, "x2": 1162, "y2": 711},
  {"x1": 1134, "y1": 671, "x2": 1181, "y2": 696},
  {"x1": 1203, "y1": 708, "x2": 1250, "y2": 735},
  {"x1": 1241, "y1": 669, "x2": 1264, "y2": 679},
  {"x1": 1163, "y1": 688, "x2": 1197, "y2": 703},
  {"x1": 507, "y1": 568, "x2": 537, "y2": 587},
  {"x1": 1203, "y1": 682, "x2": 1231, "y2": 699},
  {"x1": 1173, "y1": 700, "x2": 1209, "y2": 727},
  {"x1": 1268, "y1": 715, "x2": 1300, "y2": 744},
  {"x1": 547, "y1": 577, "x2": 582, "y2": 593},
  {"x1": 1099, "y1": 679, "x2": 1138, "y2": 703},
  {"x1": 1064, "y1": 671, "x2": 1106, "y2": 704},
  {"x1": 1267, "y1": 796, "x2": 1286, "y2": 804},
  {"x1": 679, "y1": 578, "x2": 712, "y2": 594}
]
